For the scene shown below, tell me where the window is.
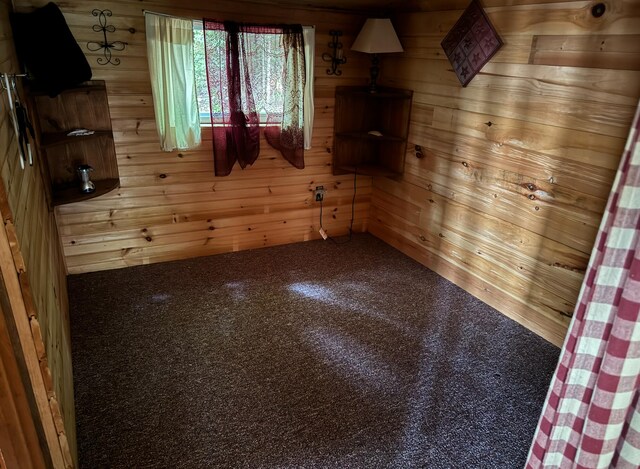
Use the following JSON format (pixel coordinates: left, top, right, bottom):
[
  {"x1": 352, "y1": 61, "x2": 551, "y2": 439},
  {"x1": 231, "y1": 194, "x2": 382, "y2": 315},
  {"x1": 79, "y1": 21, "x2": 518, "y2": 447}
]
[
  {"x1": 145, "y1": 11, "x2": 315, "y2": 166},
  {"x1": 192, "y1": 21, "x2": 315, "y2": 130}
]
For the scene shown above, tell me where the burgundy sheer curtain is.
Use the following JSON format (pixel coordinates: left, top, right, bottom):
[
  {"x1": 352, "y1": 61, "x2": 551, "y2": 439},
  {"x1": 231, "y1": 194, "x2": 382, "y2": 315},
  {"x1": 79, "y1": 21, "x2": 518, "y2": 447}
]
[
  {"x1": 203, "y1": 20, "x2": 305, "y2": 176},
  {"x1": 264, "y1": 25, "x2": 305, "y2": 170}
]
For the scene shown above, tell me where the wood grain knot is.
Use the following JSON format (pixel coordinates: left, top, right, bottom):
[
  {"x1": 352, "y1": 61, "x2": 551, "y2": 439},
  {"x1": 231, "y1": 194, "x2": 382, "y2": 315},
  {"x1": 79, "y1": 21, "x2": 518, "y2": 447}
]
[
  {"x1": 159, "y1": 173, "x2": 167, "y2": 179},
  {"x1": 484, "y1": 121, "x2": 493, "y2": 127},
  {"x1": 145, "y1": 236, "x2": 152, "y2": 242},
  {"x1": 462, "y1": 161, "x2": 468, "y2": 167},
  {"x1": 591, "y1": 3, "x2": 605, "y2": 17},
  {"x1": 525, "y1": 183, "x2": 537, "y2": 191},
  {"x1": 528, "y1": 194, "x2": 536, "y2": 200}
]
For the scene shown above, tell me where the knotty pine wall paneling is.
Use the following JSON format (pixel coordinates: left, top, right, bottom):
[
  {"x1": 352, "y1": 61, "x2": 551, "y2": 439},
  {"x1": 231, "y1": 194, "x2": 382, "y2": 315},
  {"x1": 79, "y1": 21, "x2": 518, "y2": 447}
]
[
  {"x1": 1, "y1": 0, "x2": 75, "y2": 466},
  {"x1": 371, "y1": 0, "x2": 640, "y2": 346},
  {"x1": 14, "y1": 0, "x2": 372, "y2": 274},
  {"x1": 0, "y1": 300, "x2": 46, "y2": 469}
]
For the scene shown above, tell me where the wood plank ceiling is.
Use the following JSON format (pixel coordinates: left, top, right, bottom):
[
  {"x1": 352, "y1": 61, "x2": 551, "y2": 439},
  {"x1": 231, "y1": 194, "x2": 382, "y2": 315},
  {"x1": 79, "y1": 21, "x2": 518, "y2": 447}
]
[
  {"x1": 243, "y1": 0, "x2": 415, "y2": 12},
  {"x1": 235, "y1": 0, "x2": 464, "y2": 13}
]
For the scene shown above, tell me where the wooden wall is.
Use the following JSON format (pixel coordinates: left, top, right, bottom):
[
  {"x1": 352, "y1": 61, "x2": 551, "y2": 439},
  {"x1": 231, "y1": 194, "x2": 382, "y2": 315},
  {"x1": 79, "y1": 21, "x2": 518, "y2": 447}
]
[
  {"x1": 0, "y1": 299, "x2": 45, "y2": 469},
  {"x1": 1, "y1": 0, "x2": 75, "y2": 465},
  {"x1": 0, "y1": 0, "x2": 634, "y2": 464},
  {"x1": 370, "y1": 0, "x2": 640, "y2": 346},
  {"x1": 14, "y1": 0, "x2": 372, "y2": 275}
]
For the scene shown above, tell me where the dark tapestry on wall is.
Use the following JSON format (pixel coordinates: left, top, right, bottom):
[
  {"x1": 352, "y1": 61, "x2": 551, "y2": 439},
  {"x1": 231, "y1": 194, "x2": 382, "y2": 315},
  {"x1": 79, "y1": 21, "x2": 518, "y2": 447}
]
[
  {"x1": 441, "y1": 0, "x2": 502, "y2": 87},
  {"x1": 10, "y1": 2, "x2": 92, "y2": 96}
]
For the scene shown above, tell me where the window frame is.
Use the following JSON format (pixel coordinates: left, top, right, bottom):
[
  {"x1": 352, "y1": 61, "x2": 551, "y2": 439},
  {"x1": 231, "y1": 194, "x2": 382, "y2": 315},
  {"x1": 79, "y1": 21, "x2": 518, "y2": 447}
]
[{"x1": 192, "y1": 20, "x2": 315, "y2": 129}]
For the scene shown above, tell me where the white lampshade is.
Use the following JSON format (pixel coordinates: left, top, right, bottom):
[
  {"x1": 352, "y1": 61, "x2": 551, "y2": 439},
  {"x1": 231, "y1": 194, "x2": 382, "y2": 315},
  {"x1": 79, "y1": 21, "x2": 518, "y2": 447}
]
[{"x1": 351, "y1": 18, "x2": 403, "y2": 54}]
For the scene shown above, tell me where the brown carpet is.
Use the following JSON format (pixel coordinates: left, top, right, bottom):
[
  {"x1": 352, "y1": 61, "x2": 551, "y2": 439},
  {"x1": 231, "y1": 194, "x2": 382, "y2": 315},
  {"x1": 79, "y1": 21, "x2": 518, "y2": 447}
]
[{"x1": 68, "y1": 233, "x2": 560, "y2": 468}]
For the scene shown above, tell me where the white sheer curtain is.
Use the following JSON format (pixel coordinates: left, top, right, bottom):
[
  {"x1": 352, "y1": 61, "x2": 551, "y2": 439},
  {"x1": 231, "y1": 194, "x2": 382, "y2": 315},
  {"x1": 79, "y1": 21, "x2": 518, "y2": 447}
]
[
  {"x1": 302, "y1": 26, "x2": 315, "y2": 150},
  {"x1": 145, "y1": 12, "x2": 201, "y2": 151}
]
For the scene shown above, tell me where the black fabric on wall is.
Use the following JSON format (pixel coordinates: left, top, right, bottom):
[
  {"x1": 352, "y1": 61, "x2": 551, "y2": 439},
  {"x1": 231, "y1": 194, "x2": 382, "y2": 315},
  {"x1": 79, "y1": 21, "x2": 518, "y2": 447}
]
[{"x1": 10, "y1": 2, "x2": 91, "y2": 97}]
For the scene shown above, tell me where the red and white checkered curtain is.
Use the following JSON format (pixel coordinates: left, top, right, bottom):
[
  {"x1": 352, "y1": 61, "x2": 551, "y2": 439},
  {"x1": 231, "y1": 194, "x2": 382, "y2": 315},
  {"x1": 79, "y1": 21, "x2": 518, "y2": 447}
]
[{"x1": 526, "y1": 102, "x2": 640, "y2": 468}]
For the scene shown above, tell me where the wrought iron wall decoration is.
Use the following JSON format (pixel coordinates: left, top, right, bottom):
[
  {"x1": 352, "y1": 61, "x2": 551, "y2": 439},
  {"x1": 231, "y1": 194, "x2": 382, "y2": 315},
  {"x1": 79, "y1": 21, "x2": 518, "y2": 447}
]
[
  {"x1": 322, "y1": 30, "x2": 347, "y2": 75},
  {"x1": 87, "y1": 9, "x2": 127, "y2": 66},
  {"x1": 441, "y1": 0, "x2": 502, "y2": 87}
]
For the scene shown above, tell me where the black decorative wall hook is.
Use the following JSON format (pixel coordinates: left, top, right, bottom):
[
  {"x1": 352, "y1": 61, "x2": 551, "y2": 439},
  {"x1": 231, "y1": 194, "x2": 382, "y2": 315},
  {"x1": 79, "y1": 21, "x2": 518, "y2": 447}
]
[
  {"x1": 87, "y1": 9, "x2": 127, "y2": 65},
  {"x1": 322, "y1": 30, "x2": 347, "y2": 75}
]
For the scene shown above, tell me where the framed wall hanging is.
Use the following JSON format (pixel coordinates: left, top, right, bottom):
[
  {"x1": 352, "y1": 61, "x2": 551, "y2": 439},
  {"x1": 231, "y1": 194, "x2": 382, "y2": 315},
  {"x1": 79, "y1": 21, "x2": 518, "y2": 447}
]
[{"x1": 441, "y1": 0, "x2": 503, "y2": 87}]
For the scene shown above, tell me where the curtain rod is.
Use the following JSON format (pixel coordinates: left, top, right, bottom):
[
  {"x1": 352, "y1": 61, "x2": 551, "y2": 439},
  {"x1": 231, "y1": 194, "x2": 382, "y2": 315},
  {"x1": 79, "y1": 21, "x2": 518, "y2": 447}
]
[
  {"x1": 142, "y1": 9, "x2": 179, "y2": 18},
  {"x1": 142, "y1": 9, "x2": 315, "y2": 28}
]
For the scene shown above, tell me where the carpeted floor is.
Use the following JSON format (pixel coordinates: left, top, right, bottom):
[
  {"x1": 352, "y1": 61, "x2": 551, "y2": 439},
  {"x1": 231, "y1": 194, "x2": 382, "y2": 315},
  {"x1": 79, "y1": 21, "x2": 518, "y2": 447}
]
[{"x1": 68, "y1": 233, "x2": 560, "y2": 469}]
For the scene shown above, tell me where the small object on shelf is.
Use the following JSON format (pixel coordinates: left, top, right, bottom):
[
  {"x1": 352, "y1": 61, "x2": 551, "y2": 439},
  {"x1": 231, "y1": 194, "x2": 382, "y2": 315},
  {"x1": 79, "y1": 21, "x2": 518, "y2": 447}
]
[
  {"x1": 368, "y1": 130, "x2": 383, "y2": 137},
  {"x1": 77, "y1": 164, "x2": 95, "y2": 193},
  {"x1": 67, "y1": 129, "x2": 95, "y2": 137}
]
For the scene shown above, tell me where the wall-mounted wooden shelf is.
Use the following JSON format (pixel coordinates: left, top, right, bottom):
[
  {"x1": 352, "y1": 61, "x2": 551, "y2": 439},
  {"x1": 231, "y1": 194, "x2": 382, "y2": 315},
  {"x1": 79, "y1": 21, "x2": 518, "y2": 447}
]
[
  {"x1": 40, "y1": 130, "x2": 112, "y2": 148},
  {"x1": 27, "y1": 80, "x2": 120, "y2": 208},
  {"x1": 333, "y1": 86, "x2": 413, "y2": 177},
  {"x1": 334, "y1": 164, "x2": 403, "y2": 178},
  {"x1": 335, "y1": 131, "x2": 406, "y2": 142},
  {"x1": 51, "y1": 178, "x2": 119, "y2": 206}
]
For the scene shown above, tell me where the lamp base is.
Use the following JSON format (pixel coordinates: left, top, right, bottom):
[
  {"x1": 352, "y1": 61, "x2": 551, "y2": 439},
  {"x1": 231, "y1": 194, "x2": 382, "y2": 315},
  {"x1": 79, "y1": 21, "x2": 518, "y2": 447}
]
[{"x1": 368, "y1": 53, "x2": 379, "y2": 93}]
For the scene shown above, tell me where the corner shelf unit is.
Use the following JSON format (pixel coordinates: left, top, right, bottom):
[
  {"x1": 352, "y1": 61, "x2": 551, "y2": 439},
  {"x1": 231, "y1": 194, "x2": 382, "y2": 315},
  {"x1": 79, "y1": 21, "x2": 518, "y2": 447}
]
[
  {"x1": 27, "y1": 80, "x2": 120, "y2": 207},
  {"x1": 333, "y1": 86, "x2": 413, "y2": 177}
]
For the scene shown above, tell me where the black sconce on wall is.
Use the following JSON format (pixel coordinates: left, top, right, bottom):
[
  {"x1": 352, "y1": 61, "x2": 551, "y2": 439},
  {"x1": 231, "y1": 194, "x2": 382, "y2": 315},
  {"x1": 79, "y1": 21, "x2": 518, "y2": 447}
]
[{"x1": 322, "y1": 30, "x2": 347, "y2": 75}]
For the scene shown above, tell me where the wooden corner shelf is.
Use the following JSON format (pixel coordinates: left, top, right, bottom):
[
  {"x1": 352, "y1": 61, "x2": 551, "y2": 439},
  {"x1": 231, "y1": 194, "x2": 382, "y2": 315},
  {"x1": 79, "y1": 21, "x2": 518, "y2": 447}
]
[
  {"x1": 41, "y1": 130, "x2": 112, "y2": 148},
  {"x1": 26, "y1": 80, "x2": 120, "y2": 208},
  {"x1": 52, "y1": 178, "x2": 119, "y2": 206},
  {"x1": 26, "y1": 81, "x2": 107, "y2": 96},
  {"x1": 333, "y1": 86, "x2": 413, "y2": 177},
  {"x1": 334, "y1": 164, "x2": 403, "y2": 178},
  {"x1": 335, "y1": 131, "x2": 406, "y2": 142}
]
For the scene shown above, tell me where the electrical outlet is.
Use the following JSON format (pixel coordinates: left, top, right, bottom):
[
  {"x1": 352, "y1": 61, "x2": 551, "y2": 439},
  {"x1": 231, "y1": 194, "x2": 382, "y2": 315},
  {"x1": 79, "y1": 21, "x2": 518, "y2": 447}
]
[{"x1": 314, "y1": 185, "x2": 325, "y2": 202}]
